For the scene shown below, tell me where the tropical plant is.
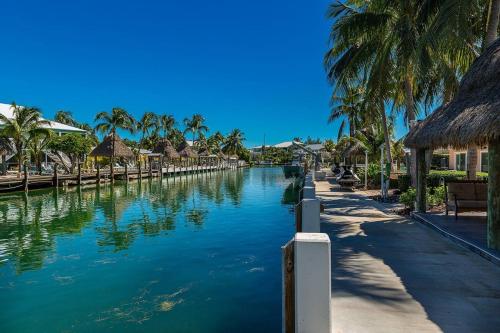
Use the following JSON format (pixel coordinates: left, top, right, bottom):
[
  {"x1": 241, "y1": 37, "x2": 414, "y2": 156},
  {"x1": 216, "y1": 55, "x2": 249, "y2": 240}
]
[
  {"x1": 400, "y1": 187, "x2": 417, "y2": 209},
  {"x1": 222, "y1": 129, "x2": 245, "y2": 156},
  {"x1": 136, "y1": 112, "x2": 158, "y2": 165},
  {"x1": 167, "y1": 128, "x2": 185, "y2": 150},
  {"x1": 158, "y1": 114, "x2": 176, "y2": 140},
  {"x1": 54, "y1": 110, "x2": 78, "y2": 127},
  {"x1": 328, "y1": 84, "x2": 364, "y2": 140},
  {"x1": 324, "y1": 139, "x2": 335, "y2": 153},
  {"x1": 183, "y1": 114, "x2": 209, "y2": 145},
  {"x1": 28, "y1": 131, "x2": 53, "y2": 174},
  {"x1": 94, "y1": 106, "x2": 135, "y2": 158},
  {"x1": 0, "y1": 103, "x2": 51, "y2": 172},
  {"x1": 49, "y1": 134, "x2": 94, "y2": 173}
]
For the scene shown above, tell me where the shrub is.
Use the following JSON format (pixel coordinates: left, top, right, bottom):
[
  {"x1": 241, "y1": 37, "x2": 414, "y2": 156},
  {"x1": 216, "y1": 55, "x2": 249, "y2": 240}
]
[
  {"x1": 400, "y1": 187, "x2": 416, "y2": 209},
  {"x1": 427, "y1": 170, "x2": 488, "y2": 187},
  {"x1": 427, "y1": 185, "x2": 445, "y2": 206},
  {"x1": 398, "y1": 174, "x2": 411, "y2": 192}
]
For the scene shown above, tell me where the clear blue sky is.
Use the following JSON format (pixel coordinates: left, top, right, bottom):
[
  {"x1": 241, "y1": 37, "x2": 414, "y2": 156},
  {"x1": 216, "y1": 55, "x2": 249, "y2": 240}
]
[{"x1": 0, "y1": 0, "x2": 409, "y2": 147}]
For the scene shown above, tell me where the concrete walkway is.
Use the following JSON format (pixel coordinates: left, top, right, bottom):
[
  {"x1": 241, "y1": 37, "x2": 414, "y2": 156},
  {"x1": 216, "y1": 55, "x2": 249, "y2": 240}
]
[{"x1": 316, "y1": 177, "x2": 500, "y2": 333}]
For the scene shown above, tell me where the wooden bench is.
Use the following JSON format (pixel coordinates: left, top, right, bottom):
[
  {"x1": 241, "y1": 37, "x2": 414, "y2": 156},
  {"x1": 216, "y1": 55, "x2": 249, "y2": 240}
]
[{"x1": 445, "y1": 180, "x2": 487, "y2": 219}]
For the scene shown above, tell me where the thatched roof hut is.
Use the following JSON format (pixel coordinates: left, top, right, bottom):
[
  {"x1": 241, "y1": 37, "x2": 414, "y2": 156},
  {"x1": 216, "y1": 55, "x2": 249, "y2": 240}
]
[
  {"x1": 152, "y1": 139, "x2": 180, "y2": 159},
  {"x1": 405, "y1": 38, "x2": 500, "y2": 149},
  {"x1": 90, "y1": 133, "x2": 134, "y2": 159},
  {"x1": 342, "y1": 141, "x2": 365, "y2": 159},
  {"x1": 404, "y1": 38, "x2": 500, "y2": 250},
  {"x1": 198, "y1": 148, "x2": 210, "y2": 157},
  {"x1": 217, "y1": 151, "x2": 227, "y2": 160},
  {"x1": 177, "y1": 141, "x2": 198, "y2": 158}
]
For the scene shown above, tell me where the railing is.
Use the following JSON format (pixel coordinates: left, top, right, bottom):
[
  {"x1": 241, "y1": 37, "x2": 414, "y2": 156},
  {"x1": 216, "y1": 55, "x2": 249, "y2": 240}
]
[{"x1": 283, "y1": 171, "x2": 331, "y2": 333}]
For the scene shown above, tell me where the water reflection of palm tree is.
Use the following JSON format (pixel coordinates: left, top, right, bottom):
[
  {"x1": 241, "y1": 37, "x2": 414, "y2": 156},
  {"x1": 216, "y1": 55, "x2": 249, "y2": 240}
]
[
  {"x1": 94, "y1": 183, "x2": 137, "y2": 252},
  {"x1": 224, "y1": 169, "x2": 244, "y2": 205},
  {"x1": 0, "y1": 188, "x2": 95, "y2": 273}
]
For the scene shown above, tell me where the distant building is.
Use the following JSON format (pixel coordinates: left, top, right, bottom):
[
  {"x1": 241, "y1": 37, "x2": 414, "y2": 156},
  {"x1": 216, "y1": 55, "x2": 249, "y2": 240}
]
[{"x1": 0, "y1": 103, "x2": 86, "y2": 135}]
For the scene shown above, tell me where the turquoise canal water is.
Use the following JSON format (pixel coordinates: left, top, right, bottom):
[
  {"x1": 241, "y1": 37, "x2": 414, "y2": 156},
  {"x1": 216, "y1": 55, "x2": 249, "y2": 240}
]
[{"x1": 0, "y1": 167, "x2": 298, "y2": 332}]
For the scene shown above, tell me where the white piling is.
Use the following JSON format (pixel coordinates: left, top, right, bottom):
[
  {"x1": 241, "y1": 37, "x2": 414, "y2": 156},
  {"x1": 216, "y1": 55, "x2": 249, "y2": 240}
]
[
  {"x1": 302, "y1": 186, "x2": 315, "y2": 199},
  {"x1": 294, "y1": 233, "x2": 331, "y2": 333},
  {"x1": 301, "y1": 199, "x2": 320, "y2": 233}
]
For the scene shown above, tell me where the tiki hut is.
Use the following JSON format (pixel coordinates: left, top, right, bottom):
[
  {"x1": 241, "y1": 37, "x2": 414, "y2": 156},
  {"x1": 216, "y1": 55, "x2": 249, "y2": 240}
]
[
  {"x1": 404, "y1": 38, "x2": 500, "y2": 249},
  {"x1": 177, "y1": 141, "x2": 198, "y2": 168},
  {"x1": 90, "y1": 133, "x2": 134, "y2": 182},
  {"x1": 90, "y1": 133, "x2": 135, "y2": 159},
  {"x1": 177, "y1": 141, "x2": 198, "y2": 158},
  {"x1": 153, "y1": 139, "x2": 180, "y2": 159}
]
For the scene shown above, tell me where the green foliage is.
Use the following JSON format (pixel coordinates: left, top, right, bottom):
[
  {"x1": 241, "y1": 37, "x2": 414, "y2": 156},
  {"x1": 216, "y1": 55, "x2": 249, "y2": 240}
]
[
  {"x1": 238, "y1": 148, "x2": 251, "y2": 163},
  {"x1": 367, "y1": 163, "x2": 381, "y2": 185},
  {"x1": 222, "y1": 129, "x2": 245, "y2": 155},
  {"x1": 428, "y1": 170, "x2": 488, "y2": 187},
  {"x1": 0, "y1": 103, "x2": 51, "y2": 170},
  {"x1": 49, "y1": 134, "x2": 93, "y2": 171},
  {"x1": 427, "y1": 186, "x2": 445, "y2": 207},
  {"x1": 398, "y1": 174, "x2": 411, "y2": 192},
  {"x1": 257, "y1": 146, "x2": 293, "y2": 164},
  {"x1": 324, "y1": 139, "x2": 335, "y2": 153},
  {"x1": 400, "y1": 187, "x2": 416, "y2": 209}
]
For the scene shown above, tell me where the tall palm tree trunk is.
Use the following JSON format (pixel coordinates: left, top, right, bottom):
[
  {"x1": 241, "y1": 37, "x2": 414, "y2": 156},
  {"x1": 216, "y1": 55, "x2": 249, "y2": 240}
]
[
  {"x1": 404, "y1": 76, "x2": 418, "y2": 186},
  {"x1": 380, "y1": 107, "x2": 392, "y2": 164},
  {"x1": 485, "y1": 0, "x2": 500, "y2": 49}
]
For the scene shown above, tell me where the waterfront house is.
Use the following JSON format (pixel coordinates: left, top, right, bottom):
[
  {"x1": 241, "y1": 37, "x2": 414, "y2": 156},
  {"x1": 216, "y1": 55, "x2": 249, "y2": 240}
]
[{"x1": 0, "y1": 103, "x2": 86, "y2": 172}]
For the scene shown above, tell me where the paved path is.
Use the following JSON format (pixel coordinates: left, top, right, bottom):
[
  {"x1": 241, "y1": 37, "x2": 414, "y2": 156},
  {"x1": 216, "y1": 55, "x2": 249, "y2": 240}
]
[{"x1": 315, "y1": 177, "x2": 500, "y2": 333}]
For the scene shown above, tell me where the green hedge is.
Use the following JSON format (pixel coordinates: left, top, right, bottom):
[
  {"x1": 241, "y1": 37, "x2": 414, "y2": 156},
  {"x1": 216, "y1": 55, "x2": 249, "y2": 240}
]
[
  {"x1": 398, "y1": 170, "x2": 488, "y2": 190},
  {"x1": 428, "y1": 170, "x2": 488, "y2": 187}
]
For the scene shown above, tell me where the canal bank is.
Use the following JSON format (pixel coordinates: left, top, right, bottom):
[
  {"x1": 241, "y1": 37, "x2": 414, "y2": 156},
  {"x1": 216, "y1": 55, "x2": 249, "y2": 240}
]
[{"x1": 315, "y1": 176, "x2": 500, "y2": 333}]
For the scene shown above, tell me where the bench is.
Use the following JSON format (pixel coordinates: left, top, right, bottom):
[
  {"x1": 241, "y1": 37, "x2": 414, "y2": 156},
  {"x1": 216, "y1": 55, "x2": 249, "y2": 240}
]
[{"x1": 445, "y1": 180, "x2": 487, "y2": 219}]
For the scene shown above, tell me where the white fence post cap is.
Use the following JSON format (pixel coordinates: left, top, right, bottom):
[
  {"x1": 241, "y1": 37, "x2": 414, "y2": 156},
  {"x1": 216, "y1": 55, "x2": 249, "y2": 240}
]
[{"x1": 295, "y1": 233, "x2": 329, "y2": 243}]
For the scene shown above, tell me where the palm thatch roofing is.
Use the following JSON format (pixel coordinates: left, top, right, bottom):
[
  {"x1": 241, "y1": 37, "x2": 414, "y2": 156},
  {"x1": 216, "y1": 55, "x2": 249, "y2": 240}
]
[
  {"x1": 152, "y1": 139, "x2": 180, "y2": 159},
  {"x1": 198, "y1": 148, "x2": 210, "y2": 157},
  {"x1": 89, "y1": 133, "x2": 135, "y2": 159},
  {"x1": 217, "y1": 151, "x2": 227, "y2": 159},
  {"x1": 177, "y1": 141, "x2": 198, "y2": 158},
  {"x1": 342, "y1": 141, "x2": 365, "y2": 158},
  {"x1": 405, "y1": 38, "x2": 500, "y2": 149}
]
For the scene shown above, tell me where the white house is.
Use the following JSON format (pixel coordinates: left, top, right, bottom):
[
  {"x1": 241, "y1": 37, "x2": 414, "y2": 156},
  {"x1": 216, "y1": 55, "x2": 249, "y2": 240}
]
[{"x1": 0, "y1": 103, "x2": 86, "y2": 135}]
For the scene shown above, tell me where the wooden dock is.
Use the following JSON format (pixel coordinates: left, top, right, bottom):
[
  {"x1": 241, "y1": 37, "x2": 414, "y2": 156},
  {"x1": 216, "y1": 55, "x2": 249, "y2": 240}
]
[{"x1": 0, "y1": 164, "x2": 240, "y2": 193}]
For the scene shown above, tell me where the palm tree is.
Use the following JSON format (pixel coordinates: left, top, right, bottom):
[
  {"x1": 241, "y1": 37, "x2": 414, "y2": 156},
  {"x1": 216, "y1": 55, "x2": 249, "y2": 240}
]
[
  {"x1": 324, "y1": 0, "x2": 477, "y2": 181},
  {"x1": 136, "y1": 112, "x2": 158, "y2": 172},
  {"x1": 183, "y1": 114, "x2": 209, "y2": 145},
  {"x1": 0, "y1": 103, "x2": 51, "y2": 172},
  {"x1": 328, "y1": 84, "x2": 363, "y2": 141},
  {"x1": 158, "y1": 115, "x2": 176, "y2": 140},
  {"x1": 54, "y1": 110, "x2": 78, "y2": 127},
  {"x1": 222, "y1": 129, "x2": 245, "y2": 155},
  {"x1": 94, "y1": 107, "x2": 136, "y2": 177},
  {"x1": 207, "y1": 131, "x2": 225, "y2": 154},
  {"x1": 28, "y1": 131, "x2": 53, "y2": 174}
]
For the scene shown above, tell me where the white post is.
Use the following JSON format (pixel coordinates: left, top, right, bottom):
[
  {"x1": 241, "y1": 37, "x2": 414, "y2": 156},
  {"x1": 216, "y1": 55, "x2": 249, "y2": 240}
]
[
  {"x1": 380, "y1": 146, "x2": 386, "y2": 199},
  {"x1": 364, "y1": 150, "x2": 368, "y2": 189},
  {"x1": 295, "y1": 233, "x2": 331, "y2": 333},
  {"x1": 301, "y1": 199, "x2": 320, "y2": 233},
  {"x1": 302, "y1": 186, "x2": 315, "y2": 199}
]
